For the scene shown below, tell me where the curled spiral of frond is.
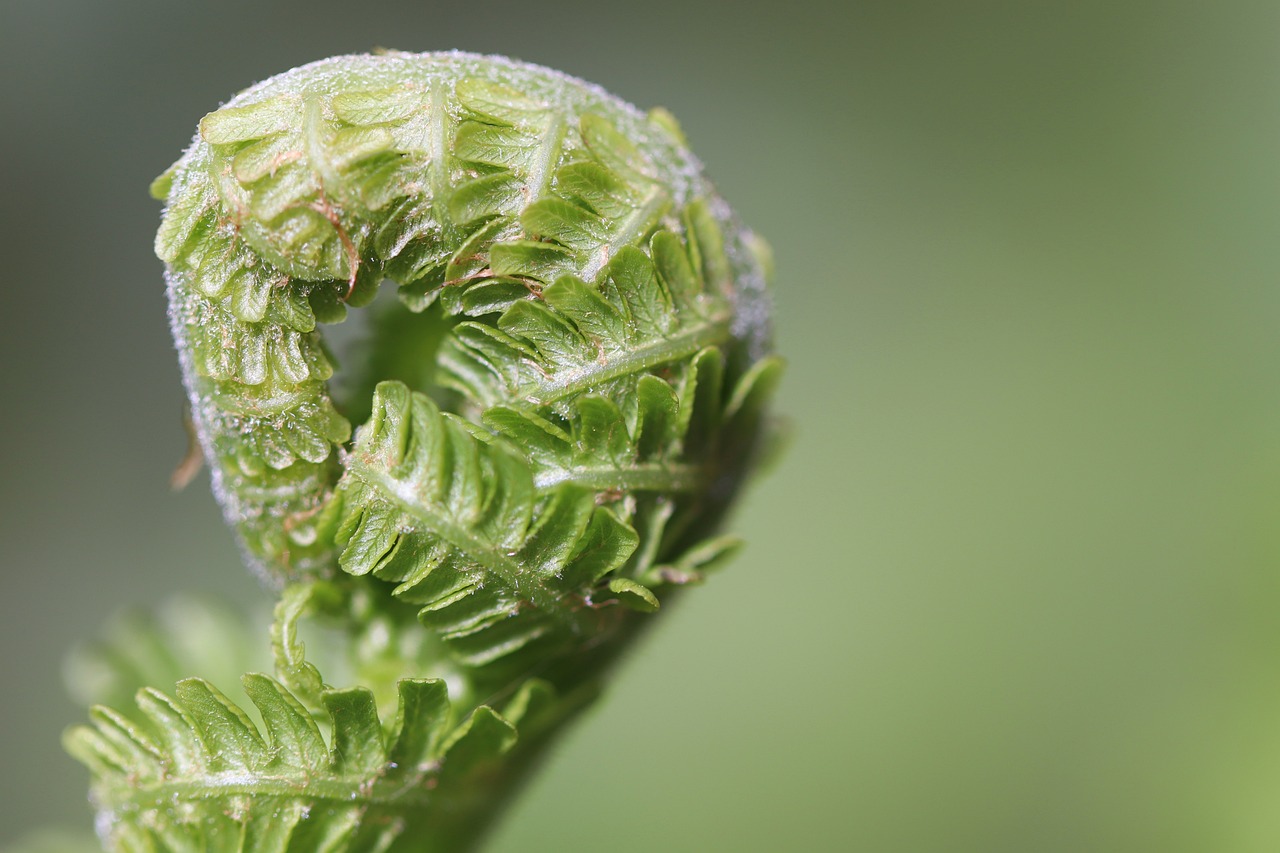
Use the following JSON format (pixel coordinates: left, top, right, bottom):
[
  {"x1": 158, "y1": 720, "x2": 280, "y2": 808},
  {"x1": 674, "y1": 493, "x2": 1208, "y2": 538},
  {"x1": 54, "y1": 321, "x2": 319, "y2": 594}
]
[{"x1": 68, "y1": 51, "x2": 779, "y2": 851}]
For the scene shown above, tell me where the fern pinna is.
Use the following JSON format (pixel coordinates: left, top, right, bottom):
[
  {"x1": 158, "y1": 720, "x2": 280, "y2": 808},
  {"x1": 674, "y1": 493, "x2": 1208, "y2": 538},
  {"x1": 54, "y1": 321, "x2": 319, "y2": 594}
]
[{"x1": 65, "y1": 51, "x2": 779, "y2": 852}]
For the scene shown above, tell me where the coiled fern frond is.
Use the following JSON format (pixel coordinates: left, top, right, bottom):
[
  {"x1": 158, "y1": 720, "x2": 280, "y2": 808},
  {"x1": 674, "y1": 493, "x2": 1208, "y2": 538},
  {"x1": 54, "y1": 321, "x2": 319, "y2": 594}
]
[{"x1": 65, "y1": 51, "x2": 779, "y2": 852}]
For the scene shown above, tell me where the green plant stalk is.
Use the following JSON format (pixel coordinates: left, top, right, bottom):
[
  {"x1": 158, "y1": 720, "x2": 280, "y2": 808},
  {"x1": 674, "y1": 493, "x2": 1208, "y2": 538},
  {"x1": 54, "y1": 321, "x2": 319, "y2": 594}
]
[{"x1": 64, "y1": 51, "x2": 780, "y2": 852}]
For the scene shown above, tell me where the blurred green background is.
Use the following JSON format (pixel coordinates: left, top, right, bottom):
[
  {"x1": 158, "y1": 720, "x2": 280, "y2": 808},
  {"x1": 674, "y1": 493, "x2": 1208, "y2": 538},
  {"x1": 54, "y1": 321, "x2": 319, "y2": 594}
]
[{"x1": 2, "y1": 1, "x2": 1278, "y2": 850}]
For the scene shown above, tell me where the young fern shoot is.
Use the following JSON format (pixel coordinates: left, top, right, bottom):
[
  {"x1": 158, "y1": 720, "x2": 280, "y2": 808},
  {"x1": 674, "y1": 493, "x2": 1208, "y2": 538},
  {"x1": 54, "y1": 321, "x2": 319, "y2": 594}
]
[{"x1": 65, "y1": 51, "x2": 780, "y2": 852}]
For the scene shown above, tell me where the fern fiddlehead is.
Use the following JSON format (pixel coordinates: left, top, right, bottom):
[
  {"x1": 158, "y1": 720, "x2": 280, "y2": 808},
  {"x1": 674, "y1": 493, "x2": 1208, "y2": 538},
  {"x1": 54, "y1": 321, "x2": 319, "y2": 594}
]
[{"x1": 66, "y1": 51, "x2": 779, "y2": 852}]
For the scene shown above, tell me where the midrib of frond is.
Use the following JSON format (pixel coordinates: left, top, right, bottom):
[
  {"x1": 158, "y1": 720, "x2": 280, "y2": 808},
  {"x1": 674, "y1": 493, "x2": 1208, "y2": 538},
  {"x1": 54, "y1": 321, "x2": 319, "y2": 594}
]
[
  {"x1": 97, "y1": 773, "x2": 436, "y2": 812},
  {"x1": 532, "y1": 462, "x2": 705, "y2": 493},
  {"x1": 519, "y1": 311, "x2": 732, "y2": 407},
  {"x1": 344, "y1": 456, "x2": 576, "y2": 628},
  {"x1": 581, "y1": 185, "x2": 670, "y2": 281}
]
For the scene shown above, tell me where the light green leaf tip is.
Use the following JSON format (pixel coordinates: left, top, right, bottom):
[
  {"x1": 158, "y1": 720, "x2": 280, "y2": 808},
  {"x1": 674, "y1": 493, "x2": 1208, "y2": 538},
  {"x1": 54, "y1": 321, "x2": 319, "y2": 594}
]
[{"x1": 609, "y1": 577, "x2": 661, "y2": 612}]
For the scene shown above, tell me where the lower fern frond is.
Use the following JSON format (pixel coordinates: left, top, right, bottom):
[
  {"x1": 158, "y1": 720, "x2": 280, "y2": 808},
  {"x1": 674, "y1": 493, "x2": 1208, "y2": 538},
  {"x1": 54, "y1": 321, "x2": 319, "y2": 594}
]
[{"x1": 64, "y1": 669, "x2": 576, "y2": 853}]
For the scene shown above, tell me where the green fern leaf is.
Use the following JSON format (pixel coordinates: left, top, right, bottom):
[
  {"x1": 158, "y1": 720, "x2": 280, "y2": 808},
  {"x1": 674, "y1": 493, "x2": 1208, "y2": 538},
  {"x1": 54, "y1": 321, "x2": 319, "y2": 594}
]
[
  {"x1": 64, "y1": 669, "x2": 570, "y2": 853},
  {"x1": 439, "y1": 227, "x2": 731, "y2": 416},
  {"x1": 335, "y1": 381, "x2": 638, "y2": 668}
]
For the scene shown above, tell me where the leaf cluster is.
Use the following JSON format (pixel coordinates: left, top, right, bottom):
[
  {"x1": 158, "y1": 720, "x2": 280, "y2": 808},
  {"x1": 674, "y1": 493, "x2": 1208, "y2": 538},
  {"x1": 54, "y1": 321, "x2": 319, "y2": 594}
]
[
  {"x1": 67, "y1": 664, "x2": 568, "y2": 852},
  {"x1": 67, "y1": 52, "x2": 780, "y2": 852}
]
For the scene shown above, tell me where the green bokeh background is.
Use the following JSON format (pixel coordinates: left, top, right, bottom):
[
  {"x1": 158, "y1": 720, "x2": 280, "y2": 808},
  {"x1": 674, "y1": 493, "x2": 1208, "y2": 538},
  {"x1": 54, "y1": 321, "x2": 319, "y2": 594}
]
[{"x1": 2, "y1": 1, "x2": 1277, "y2": 850}]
